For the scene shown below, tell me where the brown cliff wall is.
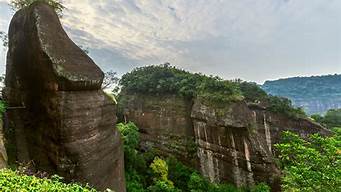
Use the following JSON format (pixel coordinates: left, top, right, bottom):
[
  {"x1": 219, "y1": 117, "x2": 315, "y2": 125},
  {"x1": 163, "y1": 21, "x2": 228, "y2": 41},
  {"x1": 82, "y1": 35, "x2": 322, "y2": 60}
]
[
  {"x1": 121, "y1": 93, "x2": 329, "y2": 189},
  {"x1": 191, "y1": 99, "x2": 279, "y2": 187},
  {"x1": 122, "y1": 94, "x2": 196, "y2": 165},
  {"x1": 249, "y1": 104, "x2": 331, "y2": 155},
  {"x1": 3, "y1": 2, "x2": 125, "y2": 191}
]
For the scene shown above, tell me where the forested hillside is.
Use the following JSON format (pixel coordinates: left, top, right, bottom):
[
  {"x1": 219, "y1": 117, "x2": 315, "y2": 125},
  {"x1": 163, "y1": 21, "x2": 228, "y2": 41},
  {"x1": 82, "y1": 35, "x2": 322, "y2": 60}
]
[{"x1": 262, "y1": 74, "x2": 341, "y2": 115}]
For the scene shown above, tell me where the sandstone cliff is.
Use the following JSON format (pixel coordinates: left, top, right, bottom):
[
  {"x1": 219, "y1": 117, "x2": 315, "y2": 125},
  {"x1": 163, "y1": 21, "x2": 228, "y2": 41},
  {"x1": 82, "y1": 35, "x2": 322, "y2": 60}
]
[
  {"x1": 3, "y1": 2, "x2": 125, "y2": 191},
  {"x1": 120, "y1": 92, "x2": 330, "y2": 190}
]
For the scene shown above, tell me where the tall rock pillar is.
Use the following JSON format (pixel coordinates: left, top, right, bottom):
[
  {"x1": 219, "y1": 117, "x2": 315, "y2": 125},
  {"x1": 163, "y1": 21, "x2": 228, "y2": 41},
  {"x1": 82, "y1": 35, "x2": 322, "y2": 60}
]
[{"x1": 3, "y1": 2, "x2": 125, "y2": 191}]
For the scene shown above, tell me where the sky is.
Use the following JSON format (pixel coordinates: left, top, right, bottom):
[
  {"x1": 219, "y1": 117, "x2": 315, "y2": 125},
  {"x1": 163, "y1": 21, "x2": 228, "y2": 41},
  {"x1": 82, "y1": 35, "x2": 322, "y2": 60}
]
[{"x1": 0, "y1": 0, "x2": 340, "y2": 83}]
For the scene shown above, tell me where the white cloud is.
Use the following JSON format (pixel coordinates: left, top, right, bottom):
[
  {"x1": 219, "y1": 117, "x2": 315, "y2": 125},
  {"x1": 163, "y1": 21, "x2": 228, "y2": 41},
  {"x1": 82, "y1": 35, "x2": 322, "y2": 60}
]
[{"x1": 0, "y1": 0, "x2": 340, "y2": 82}]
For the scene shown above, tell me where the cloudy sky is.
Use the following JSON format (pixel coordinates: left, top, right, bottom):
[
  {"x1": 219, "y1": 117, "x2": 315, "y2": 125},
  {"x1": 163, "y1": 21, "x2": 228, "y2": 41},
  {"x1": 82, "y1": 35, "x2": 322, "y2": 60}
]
[{"x1": 0, "y1": 0, "x2": 340, "y2": 83}]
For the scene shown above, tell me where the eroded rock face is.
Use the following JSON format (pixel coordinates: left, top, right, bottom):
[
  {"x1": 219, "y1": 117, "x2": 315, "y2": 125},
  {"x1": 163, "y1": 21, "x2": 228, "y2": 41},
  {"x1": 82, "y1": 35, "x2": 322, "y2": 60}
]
[
  {"x1": 191, "y1": 100, "x2": 280, "y2": 188},
  {"x1": 121, "y1": 93, "x2": 330, "y2": 190},
  {"x1": 122, "y1": 94, "x2": 196, "y2": 165},
  {"x1": 3, "y1": 2, "x2": 125, "y2": 191},
  {"x1": 250, "y1": 104, "x2": 331, "y2": 155}
]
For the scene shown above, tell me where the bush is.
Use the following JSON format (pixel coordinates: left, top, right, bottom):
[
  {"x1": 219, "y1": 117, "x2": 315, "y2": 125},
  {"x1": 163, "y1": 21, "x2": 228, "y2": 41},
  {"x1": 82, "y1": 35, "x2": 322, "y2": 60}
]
[{"x1": 0, "y1": 169, "x2": 96, "y2": 191}]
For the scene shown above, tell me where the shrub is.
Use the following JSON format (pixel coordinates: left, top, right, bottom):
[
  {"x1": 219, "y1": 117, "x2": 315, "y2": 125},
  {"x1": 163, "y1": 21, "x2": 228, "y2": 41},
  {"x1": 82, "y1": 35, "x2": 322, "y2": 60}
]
[{"x1": 0, "y1": 169, "x2": 96, "y2": 191}]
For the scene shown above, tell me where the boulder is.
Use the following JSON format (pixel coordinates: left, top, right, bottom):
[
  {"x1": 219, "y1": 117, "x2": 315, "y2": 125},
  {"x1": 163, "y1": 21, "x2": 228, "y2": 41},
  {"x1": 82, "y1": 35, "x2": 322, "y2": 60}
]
[{"x1": 3, "y1": 2, "x2": 125, "y2": 191}]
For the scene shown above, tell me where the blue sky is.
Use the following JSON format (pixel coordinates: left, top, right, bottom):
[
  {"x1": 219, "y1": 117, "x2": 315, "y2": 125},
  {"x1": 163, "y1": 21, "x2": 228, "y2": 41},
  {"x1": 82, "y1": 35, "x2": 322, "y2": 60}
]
[{"x1": 0, "y1": 0, "x2": 340, "y2": 83}]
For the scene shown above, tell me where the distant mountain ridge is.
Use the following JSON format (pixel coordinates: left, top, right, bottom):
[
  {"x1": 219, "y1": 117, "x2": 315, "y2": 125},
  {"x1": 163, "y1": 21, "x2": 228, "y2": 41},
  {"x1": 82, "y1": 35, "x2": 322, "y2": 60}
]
[{"x1": 262, "y1": 74, "x2": 341, "y2": 115}]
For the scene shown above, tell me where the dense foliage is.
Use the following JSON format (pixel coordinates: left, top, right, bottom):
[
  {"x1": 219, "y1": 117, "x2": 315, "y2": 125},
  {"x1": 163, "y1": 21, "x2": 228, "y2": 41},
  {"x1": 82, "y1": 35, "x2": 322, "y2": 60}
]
[
  {"x1": 236, "y1": 80, "x2": 268, "y2": 103},
  {"x1": 275, "y1": 129, "x2": 341, "y2": 192},
  {"x1": 262, "y1": 74, "x2": 341, "y2": 114},
  {"x1": 311, "y1": 109, "x2": 341, "y2": 129},
  {"x1": 0, "y1": 169, "x2": 96, "y2": 192},
  {"x1": 120, "y1": 64, "x2": 305, "y2": 118},
  {"x1": 120, "y1": 64, "x2": 243, "y2": 103},
  {"x1": 0, "y1": 100, "x2": 6, "y2": 118},
  {"x1": 118, "y1": 122, "x2": 270, "y2": 192},
  {"x1": 266, "y1": 96, "x2": 306, "y2": 119}
]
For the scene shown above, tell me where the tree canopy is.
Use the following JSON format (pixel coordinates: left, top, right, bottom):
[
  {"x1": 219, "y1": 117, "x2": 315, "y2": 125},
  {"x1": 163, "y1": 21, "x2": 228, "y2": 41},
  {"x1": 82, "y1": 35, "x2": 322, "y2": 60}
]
[
  {"x1": 311, "y1": 108, "x2": 341, "y2": 129},
  {"x1": 275, "y1": 129, "x2": 341, "y2": 192},
  {"x1": 119, "y1": 64, "x2": 306, "y2": 118}
]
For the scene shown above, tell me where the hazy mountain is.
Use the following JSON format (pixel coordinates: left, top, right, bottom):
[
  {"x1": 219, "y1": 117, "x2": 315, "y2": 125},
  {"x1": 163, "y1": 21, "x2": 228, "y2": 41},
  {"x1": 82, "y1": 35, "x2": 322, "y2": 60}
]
[{"x1": 262, "y1": 74, "x2": 341, "y2": 115}]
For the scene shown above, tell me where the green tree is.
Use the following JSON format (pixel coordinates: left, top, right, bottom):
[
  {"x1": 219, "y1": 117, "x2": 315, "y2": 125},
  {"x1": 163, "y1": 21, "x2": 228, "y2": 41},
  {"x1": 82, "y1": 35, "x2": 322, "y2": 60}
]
[
  {"x1": 323, "y1": 109, "x2": 341, "y2": 128},
  {"x1": 311, "y1": 109, "x2": 341, "y2": 129},
  {"x1": 267, "y1": 95, "x2": 306, "y2": 118},
  {"x1": 150, "y1": 157, "x2": 171, "y2": 182},
  {"x1": 275, "y1": 129, "x2": 341, "y2": 192},
  {"x1": 311, "y1": 114, "x2": 324, "y2": 124},
  {"x1": 237, "y1": 81, "x2": 268, "y2": 103}
]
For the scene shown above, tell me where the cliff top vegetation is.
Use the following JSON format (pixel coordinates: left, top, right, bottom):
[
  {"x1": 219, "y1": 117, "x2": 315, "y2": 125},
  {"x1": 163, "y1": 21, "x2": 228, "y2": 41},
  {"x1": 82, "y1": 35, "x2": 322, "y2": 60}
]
[{"x1": 119, "y1": 64, "x2": 306, "y2": 118}]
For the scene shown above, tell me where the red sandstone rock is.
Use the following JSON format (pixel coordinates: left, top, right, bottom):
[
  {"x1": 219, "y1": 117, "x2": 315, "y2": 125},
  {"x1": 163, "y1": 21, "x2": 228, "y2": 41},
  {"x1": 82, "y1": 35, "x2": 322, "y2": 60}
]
[
  {"x1": 121, "y1": 92, "x2": 330, "y2": 191},
  {"x1": 3, "y1": 2, "x2": 125, "y2": 191}
]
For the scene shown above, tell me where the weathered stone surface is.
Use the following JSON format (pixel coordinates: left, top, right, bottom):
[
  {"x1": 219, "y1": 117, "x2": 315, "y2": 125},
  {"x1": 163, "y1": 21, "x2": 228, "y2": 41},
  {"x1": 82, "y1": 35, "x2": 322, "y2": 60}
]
[
  {"x1": 121, "y1": 93, "x2": 330, "y2": 190},
  {"x1": 249, "y1": 104, "x2": 331, "y2": 154},
  {"x1": 122, "y1": 93, "x2": 196, "y2": 165},
  {"x1": 191, "y1": 100, "x2": 280, "y2": 188},
  {"x1": 3, "y1": 2, "x2": 125, "y2": 191}
]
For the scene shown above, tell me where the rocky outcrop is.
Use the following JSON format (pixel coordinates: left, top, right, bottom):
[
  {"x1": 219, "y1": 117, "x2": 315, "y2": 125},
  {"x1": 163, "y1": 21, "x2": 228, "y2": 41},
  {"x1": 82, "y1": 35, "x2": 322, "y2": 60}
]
[
  {"x1": 3, "y1": 2, "x2": 125, "y2": 191},
  {"x1": 191, "y1": 99, "x2": 280, "y2": 188},
  {"x1": 121, "y1": 93, "x2": 330, "y2": 190},
  {"x1": 250, "y1": 104, "x2": 331, "y2": 154}
]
